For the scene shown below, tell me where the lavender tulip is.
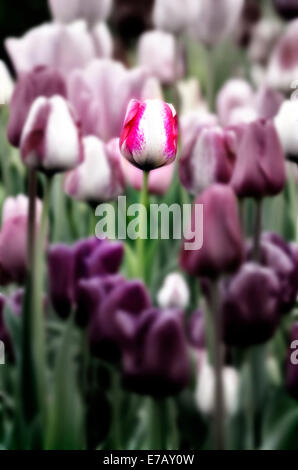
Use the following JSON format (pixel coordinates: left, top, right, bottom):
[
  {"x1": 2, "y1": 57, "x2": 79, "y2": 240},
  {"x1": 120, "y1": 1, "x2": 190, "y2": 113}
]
[
  {"x1": 255, "y1": 86, "x2": 283, "y2": 120},
  {"x1": 222, "y1": 263, "x2": 281, "y2": 347},
  {"x1": 121, "y1": 308, "x2": 190, "y2": 397},
  {"x1": 20, "y1": 95, "x2": 84, "y2": 173},
  {"x1": 216, "y1": 79, "x2": 254, "y2": 126},
  {"x1": 0, "y1": 196, "x2": 42, "y2": 286},
  {"x1": 7, "y1": 66, "x2": 66, "y2": 148},
  {"x1": 231, "y1": 119, "x2": 286, "y2": 198},
  {"x1": 49, "y1": 0, "x2": 112, "y2": 27},
  {"x1": 181, "y1": 184, "x2": 244, "y2": 278},
  {"x1": 64, "y1": 137, "x2": 125, "y2": 203},
  {"x1": 67, "y1": 59, "x2": 149, "y2": 142},
  {"x1": 153, "y1": 0, "x2": 198, "y2": 35}
]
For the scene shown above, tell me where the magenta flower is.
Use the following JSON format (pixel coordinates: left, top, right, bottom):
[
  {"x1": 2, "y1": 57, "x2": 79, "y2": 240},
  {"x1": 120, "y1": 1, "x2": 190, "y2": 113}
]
[
  {"x1": 181, "y1": 184, "x2": 244, "y2": 278},
  {"x1": 48, "y1": 0, "x2": 112, "y2": 26},
  {"x1": 64, "y1": 137, "x2": 125, "y2": 203},
  {"x1": 231, "y1": 119, "x2": 286, "y2": 198},
  {"x1": 7, "y1": 66, "x2": 67, "y2": 148},
  {"x1": 20, "y1": 95, "x2": 84, "y2": 173},
  {"x1": 67, "y1": 59, "x2": 149, "y2": 142},
  {"x1": 0, "y1": 195, "x2": 42, "y2": 285},
  {"x1": 120, "y1": 99, "x2": 178, "y2": 171}
]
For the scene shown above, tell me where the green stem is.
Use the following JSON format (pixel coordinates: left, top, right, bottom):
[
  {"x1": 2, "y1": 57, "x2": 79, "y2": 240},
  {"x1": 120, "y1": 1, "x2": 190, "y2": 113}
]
[
  {"x1": 137, "y1": 171, "x2": 149, "y2": 280},
  {"x1": 111, "y1": 370, "x2": 122, "y2": 450},
  {"x1": 149, "y1": 398, "x2": 167, "y2": 450},
  {"x1": 253, "y1": 199, "x2": 262, "y2": 262},
  {"x1": 247, "y1": 345, "x2": 266, "y2": 449}
]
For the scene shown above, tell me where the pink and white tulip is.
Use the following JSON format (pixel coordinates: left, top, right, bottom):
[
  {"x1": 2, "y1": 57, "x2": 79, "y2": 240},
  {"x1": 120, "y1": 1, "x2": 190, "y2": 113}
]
[
  {"x1": 5, "y1": 21, "x2": 97, "y2": 76},
  {"x1": 20, "y1": 95, "x2": 83, "y2": 173},
  {"x1": 153, "y1": 0, "x2": 199, "y2": 35},
  {"x1": 157, "y1": 272, "x2": 190, "y2": 310},
  {"x1": 216, "y1": 79, "x2": 255, "y2": 126},
  {"x1": 64, "y1": 136, "x2": 125, "y2": 203},
  {"x1": 120, "y1": 99, "x2": 178, "y2": 171},
  {"x1": 0, "y1": 60, "x2": 14, "y2": 106},
  {"x1": 48, "y1": 0, "x2": 112, "y2": 27},
  {"x1": 274, "y1": 99, "x2": 298, "y2": 161},
  {"x1": 0, "y1": 196, "x2": 42, "y2": 285},
  {"x1": 137, "y1": 31, "x2": 183, "y2": 84}
]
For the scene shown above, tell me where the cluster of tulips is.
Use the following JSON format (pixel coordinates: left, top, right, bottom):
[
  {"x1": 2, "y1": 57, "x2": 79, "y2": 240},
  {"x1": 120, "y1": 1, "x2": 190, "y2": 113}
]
[{"x1": 1, "y1": 0, "x2": 298, "y2": 451}]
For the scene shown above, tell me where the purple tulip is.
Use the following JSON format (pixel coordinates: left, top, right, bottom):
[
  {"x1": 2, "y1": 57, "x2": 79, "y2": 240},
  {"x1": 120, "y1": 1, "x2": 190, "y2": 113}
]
[
  {"x1": 179, "y1": 125, "x2": 237, "y2": 195},
  {"x1": 20, "y1": 95, "x2": 84, "y2": 173},
  {"x1": 273, "y1": 0, "x2": 298, "y2": 20},
  {"x1": 187, "y1": 310, "x2": 205, "y2": 350},
  {"x1": 67, "y1": 59, "x2": 149, "y2": 142},
  {"x1": 222, "y1": 262, "x2": 281, "y2": 347},
  {"x1": 0, "y1": 196, "x2": 42, "y2": 286},
  {"x1": 181, "y1": 184, "x2": 244, "y2": 278},
  {"x1": 122, "y1": 308, "x2": 190, "y2": 397},
  {"x1": 231, "y1": 119, "x2": 286, "y2": 198},
  {"x1": 7, "y1": 66, "x2": 66, "y2": 148},
  {"x1": 286, "y1": 323, "x2": 298, "y2": 400},
  {"x1": 48, "y1": 244, "x2": 75, "y2": 319}
]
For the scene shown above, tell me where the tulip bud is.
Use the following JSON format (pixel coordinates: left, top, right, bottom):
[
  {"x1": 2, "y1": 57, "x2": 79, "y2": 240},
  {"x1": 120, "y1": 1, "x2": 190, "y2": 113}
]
[
  {"x1": 181, "y1": 184, "x2": 244, "y2": 278},
  {"x1": 20, "y1": 95, "x2": 83, "y2": 173},
  {"x1": 274, "y1": 100, "x2": 298, "y2": 162},
  {"x1": 222, "y1": 263, "x2": 281, "y2": 347},
  {"x1": 286, "y1": 323, "x2": 298, "y2": 400},
  {"x1": 267, "y1": 19, "x2": 298, "y2": 91},
  {"x1": 137, "y1": 31, "x2": 183, "y2": 84},
  {"x1": 179, "y1": 126, "x2": 237, "y2": 195},
  {"x1": 231, "y1": 119, "x2": 286, "y2": 198},
  {"x1": 157, "y1": 272, "x2": 189, "y2": 309},
  {"x1": 195, "y1": 353, "x2": 239, "y2": 416},
  {"x1": 7, "y1": 66, "x2": 66, "y2": 148},
  {"x1": 216, "y1": 79, "x2": 254, "y2": 126},
  {"x1": 49, "y1": 0, "x2": 112, "y2": 26},
  {"x1": 274, "y1": 0, "x2": 298, "y2": 20},
  {"x1": 153, "y1": 0, "x2": 199, "y2": 35},
  {"x1": 121, "y1": 158, "x2": 175, "y2": 195},
  {"x1": 120, "y1": 99, "x2": 178, "y2": 171},
  {"x1": 64, "y1": 136, "x2": 125, "y2": 203},
  {"x1": 189, "y1": 0, "x2": 245, "y2": 47},
  {"x1": 0, "y1": 196, "x2": 42, "y2": 286},
  {"x1": 0, "y1": 60, "x2": 14, "y2": 106},
  {"x1": 122, "y1": 308, "x2": 190, "y2": 397}
]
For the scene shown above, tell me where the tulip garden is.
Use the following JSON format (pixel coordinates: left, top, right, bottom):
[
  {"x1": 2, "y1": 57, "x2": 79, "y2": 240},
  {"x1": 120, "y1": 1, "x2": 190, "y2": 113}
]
[{"x1": 1, "y1": 0, "x2": 298, "y2": 452}]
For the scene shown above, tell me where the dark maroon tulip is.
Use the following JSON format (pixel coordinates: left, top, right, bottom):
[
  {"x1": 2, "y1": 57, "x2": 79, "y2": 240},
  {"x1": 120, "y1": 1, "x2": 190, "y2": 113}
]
[
  {"x1": 187, "y1": 310, "x2": 205, "y2": 349},
  {"x1": 122, "y1": 308, "x2": 190, "y2": 397},
  {"x1": 88, "y1": 280, "x2": 151, "y2": 355},
  {"x1": 274, "y1": 0, "x2": 298, "y2": 20},
  {"x1": 7, "y1": 66, "x2": 66, "y2": 148},
  {"x1": 286, "y1": 323, "x2": 298, "y2": 400},
  {"x1": 231, "y1": 119, "x2": 286, "y2": 198},
  {"x1": 85, "y1": 242, "x2": 124, "y2": 278},
  {"x1": 181, "y1": 184, "x2": 244, "y2": 278},
  {"x1": 222, "y1": 262, "x2": 281, "y2": 347}
]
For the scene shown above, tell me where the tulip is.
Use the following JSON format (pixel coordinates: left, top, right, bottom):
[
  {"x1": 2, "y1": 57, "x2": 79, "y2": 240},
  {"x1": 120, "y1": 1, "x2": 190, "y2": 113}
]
[
  {"x1": 5, "y1": 21, "x2": 96, "y2": 76},
  {"x1": 274, "y1": 100, "x2": 298, "y2": 162},
  {"x1": 89, "y1": 280, "x2": 151, "y2": 355},
  {"x1": 227, "y1": 106, "x2": 258, "y2": 126},
  {"x1": 121, "y1": 158, "x2": 175, "y2": 195},
  {"x1": 181, "y1": 184, "x2": 244, "y2": 278},
  {"x1": 7, "y1": 66, "x2": 66, "y2": 148},
  {"x1": 48, "y1": 237, "x2": 124, "y2": 319},
  {"x1": 216, "y1": 79, "x2": 254, "y2": 126},
  {"x1": 20, "y1": 95, "x2": 83, "y2": 173},
  {"x1": 0, "y1": 195, "x2": 42, "y2": 285},
  {"x1": 64, "y1": 136, "x2": 125, "y2": 203},
  {"x1": 67, "y1": 59, "x2": 149, "y2": 142},
  {"x1": 187, "y1": 310, "x2": 205, "y2": 350},
  {"x1": 273, "y1": 0, "x2": 298, "y2": 20},
  {"x1": 195, "y1": 353, "x2": 239, "y2": 416},
  {"x1": 266, "y1": 19, "x2": 298, "y2": 91},
  {"x1": 222, "y1": 262, "x2": 281, "y2": 347},
  {"x1": 248, "y1": 18, "x2": 282, "y2": 67},
  {"x1": 286, "y1": 323, "x2": 298, "y2": 400},
  {"x1": 49, "y1": 0, "x2": 112, "y2": 26},
  {"x1": 121, "y1": 308, "x2": 190, "y2": 397},
  {"x1": 0, "y1": 60, "x2": 14, "y2": 106},
  {"x1": 179, "y1": 126, "x2": 237, "y2": 195},
  {"x1": 92, "y1": 22, "x2": 113, "y2": 58},
  {"x1": 255, "y1": 86, "x2": 283, "y2": 120},
  {"x1": 189, "y1": 0, "x2": 245, "y2": 47},
  {"x1": 231, "y1": 119, "x2": 286, "y2": 198},
  {"x1": 153, "y1": 0, "x2": 199, "y2": 35},
  {"x1": 157, "y1": 272, "x2": 190, "y2": 309},
  {"x1": 137, "y1": 31, "x2": 183, "y2": 84},
  {"x1": 120, "y1": 99, "x2": 178, "y2": 171}
]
